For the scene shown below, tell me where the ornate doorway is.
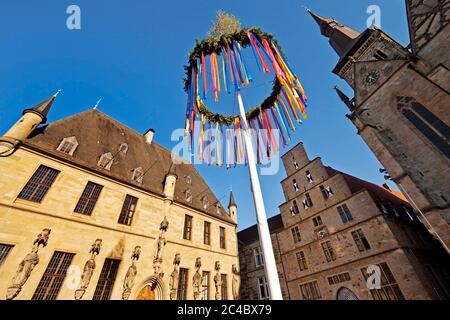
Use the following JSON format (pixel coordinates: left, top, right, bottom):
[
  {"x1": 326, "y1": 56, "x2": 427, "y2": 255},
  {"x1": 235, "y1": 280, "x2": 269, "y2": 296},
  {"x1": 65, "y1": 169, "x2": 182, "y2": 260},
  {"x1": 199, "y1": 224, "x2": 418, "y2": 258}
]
[
  {"x1": 135, "y1": 276, "x2": 165, "y2": 300},
  {"x1": 336, "y1": 287, "x2": 359, "y2": 300}
]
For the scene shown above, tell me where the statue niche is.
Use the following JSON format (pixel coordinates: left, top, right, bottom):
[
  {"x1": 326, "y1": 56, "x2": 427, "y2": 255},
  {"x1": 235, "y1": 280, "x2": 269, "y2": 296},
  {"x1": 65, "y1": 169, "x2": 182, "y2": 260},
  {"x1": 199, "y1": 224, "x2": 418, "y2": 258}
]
[
  {"x1": 74, "y1": 239, "x2": 102, "y2": 300},
  {"x1": 122, "y1": 246, "x2": 141, "y2": 300},
  {"x1": 169, "y1": 253, "x2": 181, "y2": 300},
  {"x1": 153, "y1": 217, "x2": 169, "y2": 277},
  {"x1": 192, "y1": 257, "x2": 202, "y2": 300}
]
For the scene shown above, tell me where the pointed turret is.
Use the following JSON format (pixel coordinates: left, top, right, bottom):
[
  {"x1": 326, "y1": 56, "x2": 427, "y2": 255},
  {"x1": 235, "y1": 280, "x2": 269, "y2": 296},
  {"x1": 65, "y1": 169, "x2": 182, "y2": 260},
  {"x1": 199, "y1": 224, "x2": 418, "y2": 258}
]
[
  {"x1": 228, "y1": 190, "x2": 237, "y2": 224},
  {"x1": 163, "y1": 162, "x2": 178, "y2": 200},
  {"x1": 306, "y1": 8, "x2": 360, "y2": 58},
  {"x1": 334, "y1": 86, "x2": 355, "y2": 111},
  {"x1": 23, "y1": 90, "x2": 60, "y2": 124}
]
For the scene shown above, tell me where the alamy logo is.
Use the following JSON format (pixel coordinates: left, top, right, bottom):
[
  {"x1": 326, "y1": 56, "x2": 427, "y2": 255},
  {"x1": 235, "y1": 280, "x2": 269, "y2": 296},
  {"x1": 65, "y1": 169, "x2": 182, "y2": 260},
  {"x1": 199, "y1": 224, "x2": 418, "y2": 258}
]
[
  {"x1": 366, "y1": 264, "x2": 382, "y2": 290},
  {"x1": 66, "y1": 5, "x2": 81, "y2": 30},
  {"x1": 367, "y1": 5, "x2": 381, "y2": 28}
]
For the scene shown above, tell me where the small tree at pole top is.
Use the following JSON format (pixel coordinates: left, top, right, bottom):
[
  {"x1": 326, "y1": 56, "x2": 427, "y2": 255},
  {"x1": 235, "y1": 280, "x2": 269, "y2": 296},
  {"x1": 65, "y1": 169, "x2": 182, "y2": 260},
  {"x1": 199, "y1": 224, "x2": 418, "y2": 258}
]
[{"x1": 183, "y1": 11, "x2": 309, "y2": 300}]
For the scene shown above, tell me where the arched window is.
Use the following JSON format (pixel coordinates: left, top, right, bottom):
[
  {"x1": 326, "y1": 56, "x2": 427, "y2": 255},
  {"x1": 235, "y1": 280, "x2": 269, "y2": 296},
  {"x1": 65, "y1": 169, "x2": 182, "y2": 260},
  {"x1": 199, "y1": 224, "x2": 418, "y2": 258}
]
[
  {"x1": 57, "y1": 136, "x2": 79, "y2": 156},
  {"x1": 97, "y1": 152, "x2": 113, "y2": 170},
  {"x1": 132, "y1": 167, "x2": 144, "y2": 184},
  {"x1": 185, "y1": 189, "x2": 192, "y2": 203},
  {"x1": 397, "y1": 96, "x2": 450, "y2": 159},
  {"x1": 118, "y1": 143, "x2": 128, "y2": 154},
  {"x1": 336, "y1": 287, "x2": 359, "y2": 300},
  {"x1": 202, "y1": 196, "x2": 209, "y2": 210}
]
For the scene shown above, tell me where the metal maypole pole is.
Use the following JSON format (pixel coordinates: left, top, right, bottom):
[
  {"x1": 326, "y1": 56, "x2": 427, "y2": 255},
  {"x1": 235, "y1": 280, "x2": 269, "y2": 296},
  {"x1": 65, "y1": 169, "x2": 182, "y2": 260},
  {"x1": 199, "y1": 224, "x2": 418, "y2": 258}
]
[{"x1": 236, "y1": 91, "x2": 283, "y2": 300}]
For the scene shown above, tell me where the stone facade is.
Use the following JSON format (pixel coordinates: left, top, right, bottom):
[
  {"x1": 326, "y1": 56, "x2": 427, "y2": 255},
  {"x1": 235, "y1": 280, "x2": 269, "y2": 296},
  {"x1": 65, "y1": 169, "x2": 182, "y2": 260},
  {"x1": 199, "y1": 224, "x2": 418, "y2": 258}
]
[
  {"x1": 309, "y1": 1, "x2": 450, "y2": 250},
  {"x1": 238, "y1": 142, "x2": 450, "y2": 300},
  {"x1": 0, "y1": 98, "x2": 239, "y2": 300}
]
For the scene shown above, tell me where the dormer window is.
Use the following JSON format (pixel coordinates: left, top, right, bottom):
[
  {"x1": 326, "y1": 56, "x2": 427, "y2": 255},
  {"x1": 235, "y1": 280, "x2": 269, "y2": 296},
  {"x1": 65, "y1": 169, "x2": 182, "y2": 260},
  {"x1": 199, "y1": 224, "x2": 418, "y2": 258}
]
[
  {"x1": 185, "y1": 189, "x2": 192, "y2": 203},
  {"x1": 216, "y1": 203, "x2": 222, "y2": 215},
  {"x1": 306, "y1": 171, "x2": 314, "y2": 184},
  {"x1": 185, "y1": 175, "x2": 192, "y2": 185},
  {"x1": 97, "y1": 152, "x2": 113, "y2": 170},
  {"x1": 57, "y1": 136, "x2": 79, "y2": 156},
  {"x1": 132, "y1": 167, "x2": 144, "y2": 184},
  {"x1": 118, "y1": 143, "x2": 128, "y2": 154},
  {"x1": 202, "y1": 196, "x2": 210, "y2": 210}
]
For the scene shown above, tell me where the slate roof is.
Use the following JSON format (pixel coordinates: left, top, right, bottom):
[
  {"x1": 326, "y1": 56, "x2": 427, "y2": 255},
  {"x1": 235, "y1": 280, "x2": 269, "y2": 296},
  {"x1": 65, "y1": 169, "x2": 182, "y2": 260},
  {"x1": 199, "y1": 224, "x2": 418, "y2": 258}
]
[{"x1": 24, "y1": 109, "x2": 234, "y2": 224}]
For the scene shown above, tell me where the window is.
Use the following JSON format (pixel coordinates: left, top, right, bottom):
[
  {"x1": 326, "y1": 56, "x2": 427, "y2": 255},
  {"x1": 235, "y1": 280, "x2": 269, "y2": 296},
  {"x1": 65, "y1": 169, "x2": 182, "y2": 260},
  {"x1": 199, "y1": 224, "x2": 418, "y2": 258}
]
[
  {"x1": 374, "y1": 50, "x2": 388, "y2": 60},
  {"x1": 254, "y1": 247, "x2": 264, "y2": 267},
  {"x1": 185, "y1": 175, "x2": 192, "y2": 185},
  {"x1": 291, "y1": 226, "x2": 302, "y2": 243},
  {"x1": 320, "y1": 185, "x2": 334, "y2": 199},
  {"x1": 322, "y1": 241, "x2": 337, "y2": 262},
  {"x1": 0, "y1": 244, "x2": 14, "y2": 267},
  {"x1": 299, "y1": 281, "x2": 321, "y2": 300},
  {"x1": 185, "y1": 189, "x2": 193, "y2": 202},
  {"x1": 56, "y1": 136, "x2": 78, "y2": 156},
  {"x1": 177, "y1": 268, "x2": 189, "y2": 300},
  {"x1": 201, "y1": 271, "x2": 210, "y2": 300},
  {"x1": 202, "y1": 196, "x2": 210, "y2": 210},
  {"x1": 97, "y1": 152, "x2": 113, "y2": 170},
  {"x1": 17, "y1": 165, "x2": 60, "y2": 203},
  {"x1": 221, "y1": 274, "x2": 228, "y2": 300},
  {"x1": 117, "y1": 195, "x2": 138, "y2": 226},
  {"x1": 361, "y1": 263, "x2": 405, "y2": 300},
  {"x1": 74, "y1": 182, "x2": 103, "y2": 215},
  {"x1": 328, "y1": 272, "x2": 351, "y2": 285},
  {"x1": 183, "y1": 215, "x2": 193, "y2": 240},
  {"x1": 118, "y1": 143, "x2": 128, "y2": 154},
  {"x1": 293, "y1": 159, "x2": 299, "y2": 170},
  {"x1": 32, "y1": 251, "x2": 75, "y2": 300},
  {"x1": 257, "y1": 277, "x2": 270, "y2": 300},
  {"x1": 204, "y1": 221, "x2": 211, "y2": 245},
  {"x1": 131, "y1": 167, "x2": 144, "y2": 184},
  {"x1": 306, "y1": 170, "x2": 314, "y2": 183},
  {"x1": 337, "y1": 204, "x2": 353, "y2": 223},
  {"x1": 293, "y1": 179, "x2": 299, "y2": 192},
  {"x1": 351, "y1": 229, "x2": 371, "y2": 252},
  {"x1": 92, "y1": 258, "x2": 120, "y2": 300},
  {"x1": 312, "y1": 216, "x2": 323, "y2": 228},
  {"x1": 219, "y1": 227, "x2": 226, "y2": 249},
  {"x1": 291, "y1": 200, "x2": 300, "y2": 215},
  {"x1": 296, "y1": 251, "x2": 308, "y2": 271},
  {"x1": 303, "y1": 193, "x2": 313, "y2": 209}
]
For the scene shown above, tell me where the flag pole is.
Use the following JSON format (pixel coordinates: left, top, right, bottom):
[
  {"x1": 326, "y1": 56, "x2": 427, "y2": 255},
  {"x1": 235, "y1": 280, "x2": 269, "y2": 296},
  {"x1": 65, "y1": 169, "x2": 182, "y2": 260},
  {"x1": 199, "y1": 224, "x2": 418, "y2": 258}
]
[{"x1": 236, "y1": 91, "x2": 283, "y2": 300}]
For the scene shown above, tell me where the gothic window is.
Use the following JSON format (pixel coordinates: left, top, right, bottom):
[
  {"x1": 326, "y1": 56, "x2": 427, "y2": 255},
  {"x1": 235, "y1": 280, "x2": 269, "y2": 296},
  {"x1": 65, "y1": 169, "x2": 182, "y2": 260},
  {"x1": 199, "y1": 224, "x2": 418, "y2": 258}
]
[
  {"x1": 117, "y1": 195, "x2": 138, "y2": 226},
  {"x1": 17, "y1": 165, "x2": 60, "y2": 203},
  {"x1": 306, "y1": 170, "x2": 314, "y2": 183},
  {"x1": 293, "y1": 179, "x2": 300, "y2": 192},
  {"x1": 93, "y1": 259, "x2": 121, "y2": 300},
  {"x1": 118, "y1": 143, "x2": 128, "y2": 154},
  {"x1": 336, "y1": 287, "x2": 359, "y2": 300},
  {"x1": 185, "y1": 189, "x2": 193, "y2": 203},
  {"x1": 74, "y1": 182, "x2": 103, "y2": 215},
  {"x1": 397, "y1": 96, "x2": 450, "y2": 159},
  {"x1": 0, "y1": 244, "x2": 14, "y2": 267},
  {"x1": 32, "y1": 251, "x2": 75, "y2": 300},
  {"x1": 97, "y1": 152, "x2": 114, "y2": 170},
  {"x1": 56, "y1": 136, "x2": 79, "y2": 156},
  {"x1": 132, "y1": 167, "x2": 144, "y2": 184}
]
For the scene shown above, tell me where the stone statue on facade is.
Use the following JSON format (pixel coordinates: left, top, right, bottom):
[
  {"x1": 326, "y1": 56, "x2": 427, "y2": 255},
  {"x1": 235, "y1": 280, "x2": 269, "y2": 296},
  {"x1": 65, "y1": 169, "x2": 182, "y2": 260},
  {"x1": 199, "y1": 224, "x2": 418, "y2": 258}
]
[
  {"x1": 6, "y1": 228, "x2": 51, "y2": 300},
  {"x1": 169, "y1": 253, "x2": 181, "y2": 300},
  {"x1": 153, "y1": 217, "x2": 169, "y2": 276},
  {"x1": 122, "y1": 246, "x2": 141, "y2": 300},
  {"x1": 74, "y1": 239, "x2": 102, "y2": 300},
  {"x1": 192, "y1": 257, "x2": 202, "y2": 300},
  {"x1": 214, "y1": 261, "x2": 222, "y2": 300},
  {"x1": 232, "y1": 264, "x2": 240, "y2": 300}
]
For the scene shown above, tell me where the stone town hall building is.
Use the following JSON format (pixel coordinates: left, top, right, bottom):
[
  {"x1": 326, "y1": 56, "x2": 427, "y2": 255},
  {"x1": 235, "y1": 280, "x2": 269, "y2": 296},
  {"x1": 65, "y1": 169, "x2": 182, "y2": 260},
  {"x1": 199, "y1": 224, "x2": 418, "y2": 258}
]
[
  {"x1": 238, "y1": 142, "x2": 450, "y2": 300},
  {"x1": 308, "y1": 1, "x2": 450, "y2": 250},
  {"x1": 0, "y1": 95, "x2": 240, "y2": 300}
]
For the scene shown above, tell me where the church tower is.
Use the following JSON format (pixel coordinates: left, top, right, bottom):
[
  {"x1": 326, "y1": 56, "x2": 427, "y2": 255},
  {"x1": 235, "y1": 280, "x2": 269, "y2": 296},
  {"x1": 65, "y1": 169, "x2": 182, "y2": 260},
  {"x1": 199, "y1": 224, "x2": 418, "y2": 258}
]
[
  {"x1": 0, "y1": 92, "x2": 58, "y2": 156},
  {"x1": 308, "y1": 5, "x2": 450, "y2": 252}
]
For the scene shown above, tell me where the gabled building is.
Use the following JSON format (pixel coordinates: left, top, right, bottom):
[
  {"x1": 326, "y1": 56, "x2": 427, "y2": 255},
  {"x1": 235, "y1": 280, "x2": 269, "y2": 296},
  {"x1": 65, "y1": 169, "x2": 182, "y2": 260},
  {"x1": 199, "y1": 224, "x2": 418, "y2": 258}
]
[
  {"x1": 306, "y1": 1, "x2": 450, "y2": 251},
  {"x1": 238, "y1": 142, "x2": 450, "y2": 300},
  {"x1": 0, "y1": 94, "x2": 240, "y2": 300}
]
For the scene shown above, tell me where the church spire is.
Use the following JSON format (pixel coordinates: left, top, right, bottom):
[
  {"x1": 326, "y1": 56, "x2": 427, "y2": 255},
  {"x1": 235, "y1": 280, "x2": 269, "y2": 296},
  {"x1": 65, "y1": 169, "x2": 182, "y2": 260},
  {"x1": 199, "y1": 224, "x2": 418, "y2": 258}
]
[
  {"x1": 228, "y1": 190, "x2": 237, "y2": 209},
  {"x1": 22, "y1": 89, "x2": 60, "y2": 124},
  {"x1": 306, "y1": 8, "x2": 360, "y2": 57}
]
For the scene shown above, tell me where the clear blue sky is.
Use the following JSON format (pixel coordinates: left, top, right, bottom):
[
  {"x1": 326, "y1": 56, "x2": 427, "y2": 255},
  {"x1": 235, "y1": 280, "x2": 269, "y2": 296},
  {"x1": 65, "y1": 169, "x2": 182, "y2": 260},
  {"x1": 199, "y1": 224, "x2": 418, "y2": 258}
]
[{"x1": 0, "y1": 1, "x2": 410, "y2": 230}]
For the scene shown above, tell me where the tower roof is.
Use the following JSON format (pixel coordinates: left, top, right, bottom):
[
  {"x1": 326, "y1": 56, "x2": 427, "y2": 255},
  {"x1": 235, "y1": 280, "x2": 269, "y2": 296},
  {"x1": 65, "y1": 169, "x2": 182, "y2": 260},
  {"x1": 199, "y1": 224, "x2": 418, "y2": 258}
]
[
  {"x1": 334, "y1": 86, "x2": 355, "y2": 111},
  {"x1": 306, "y1": 8, "x2": 361, "y2": 58},
  {"x1": 166, "y1": 162, "x2": 178, "y2": 178},
  {"x1": 22, "y1": 90, "x2": 60, "y2": 124},
  {"x1": 228, "y1": 190, "x2": 237, "y2": 209}
]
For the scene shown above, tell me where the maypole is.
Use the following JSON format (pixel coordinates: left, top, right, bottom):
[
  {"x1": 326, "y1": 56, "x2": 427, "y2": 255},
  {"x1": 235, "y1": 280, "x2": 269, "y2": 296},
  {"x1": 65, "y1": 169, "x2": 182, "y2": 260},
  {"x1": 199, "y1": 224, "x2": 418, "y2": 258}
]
[{"x1": 183, "y1": 11, "x2": 309, "y2": 300}]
